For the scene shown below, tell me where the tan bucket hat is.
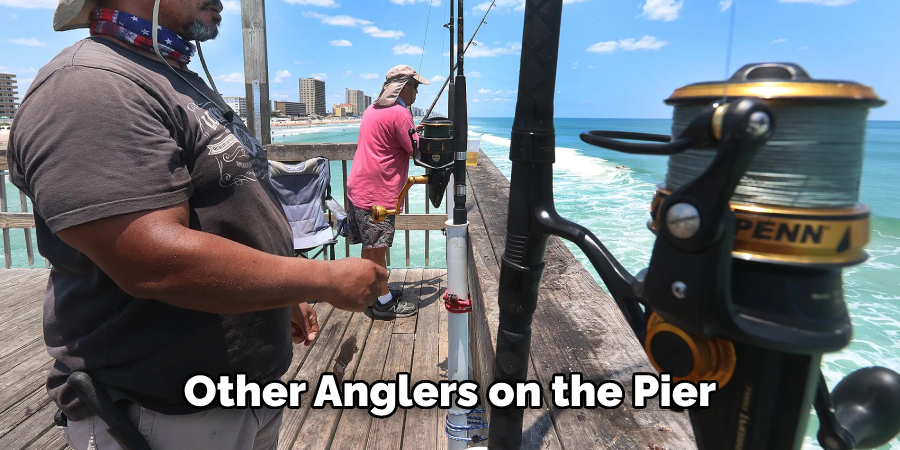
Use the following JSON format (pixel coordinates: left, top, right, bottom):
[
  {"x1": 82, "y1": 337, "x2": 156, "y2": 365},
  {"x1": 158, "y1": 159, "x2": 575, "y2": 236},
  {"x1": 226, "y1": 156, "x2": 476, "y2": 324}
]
[
  {"x1": 53, "y1": 0, "x2": 97, "y2": 32},
  {"x1": 374, "y1": 65, "x2": 430, "y2": 107}
]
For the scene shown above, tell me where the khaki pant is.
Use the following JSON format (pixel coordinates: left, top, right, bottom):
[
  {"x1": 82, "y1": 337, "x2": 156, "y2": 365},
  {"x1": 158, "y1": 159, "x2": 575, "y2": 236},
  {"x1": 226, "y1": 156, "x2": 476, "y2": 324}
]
[{"x1": 62, "y1": 404, "x2": 283, "y2": 450}]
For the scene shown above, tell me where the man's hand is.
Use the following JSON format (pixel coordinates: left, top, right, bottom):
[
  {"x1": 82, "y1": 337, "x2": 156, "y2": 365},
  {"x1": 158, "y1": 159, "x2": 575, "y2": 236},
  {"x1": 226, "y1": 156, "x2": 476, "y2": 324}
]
[
  {"x1": 291, "y1": 303, "x2": 319, "y2": 346},
  {"x1": 415, "y1": 123, "x2": 425, "y2": 132},
  {"x1": 324, "y1": 258, "x2": 388, "y2": 311}
]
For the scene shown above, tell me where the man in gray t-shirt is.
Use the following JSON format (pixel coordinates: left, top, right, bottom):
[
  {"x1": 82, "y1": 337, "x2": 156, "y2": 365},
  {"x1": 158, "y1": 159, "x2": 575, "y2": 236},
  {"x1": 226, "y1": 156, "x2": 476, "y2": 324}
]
[{"x1": 7, "y1": 1, "x2": 387, "y2": 448}]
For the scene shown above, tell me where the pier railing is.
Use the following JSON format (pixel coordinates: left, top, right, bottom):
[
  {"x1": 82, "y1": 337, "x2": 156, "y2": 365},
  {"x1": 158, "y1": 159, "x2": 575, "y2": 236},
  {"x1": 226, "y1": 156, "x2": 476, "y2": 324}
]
[{"x1": 0, "y1": 143, "x2": 448, "y2": 268}]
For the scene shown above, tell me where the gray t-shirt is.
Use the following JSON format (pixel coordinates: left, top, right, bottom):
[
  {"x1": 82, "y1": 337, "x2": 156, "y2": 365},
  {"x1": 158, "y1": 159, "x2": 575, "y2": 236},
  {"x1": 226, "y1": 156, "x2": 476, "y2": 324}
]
[{"x1": 7, "y1": 37, "x2": 295, "y2": 418}]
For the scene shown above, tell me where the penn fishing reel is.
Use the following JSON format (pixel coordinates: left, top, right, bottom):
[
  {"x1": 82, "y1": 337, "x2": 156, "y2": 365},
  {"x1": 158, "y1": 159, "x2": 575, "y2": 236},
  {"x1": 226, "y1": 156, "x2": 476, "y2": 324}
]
[
  {"x1": 575, "y1": 63, "x2": 900, "y2": 449},
  {"x1": 371, "y1": 115, "x2": 456, "y2": 222}
]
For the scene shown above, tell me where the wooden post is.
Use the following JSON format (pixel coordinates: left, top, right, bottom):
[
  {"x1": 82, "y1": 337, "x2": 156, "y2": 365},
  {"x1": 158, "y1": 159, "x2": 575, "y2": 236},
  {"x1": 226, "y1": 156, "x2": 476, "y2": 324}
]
[{"x1": 241, "y1": 0, "x2": 272, "y2": 145}]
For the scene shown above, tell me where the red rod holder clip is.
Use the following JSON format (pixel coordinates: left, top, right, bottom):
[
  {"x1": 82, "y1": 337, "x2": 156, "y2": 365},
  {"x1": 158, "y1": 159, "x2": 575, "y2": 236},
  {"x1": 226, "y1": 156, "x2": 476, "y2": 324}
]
[{"x1": 443, "y1": 289, "x2": 472, "y2": 314}]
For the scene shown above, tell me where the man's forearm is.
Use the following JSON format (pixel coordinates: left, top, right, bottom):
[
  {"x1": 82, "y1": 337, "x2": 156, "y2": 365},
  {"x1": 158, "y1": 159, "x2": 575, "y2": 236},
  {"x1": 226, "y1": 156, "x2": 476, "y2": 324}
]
[
  {"x1": 57, "y1": 203, "x2": 335, "y2": 314},
  {"x1": 113, "y1": 222, "x2": 333, "y2": 313}
]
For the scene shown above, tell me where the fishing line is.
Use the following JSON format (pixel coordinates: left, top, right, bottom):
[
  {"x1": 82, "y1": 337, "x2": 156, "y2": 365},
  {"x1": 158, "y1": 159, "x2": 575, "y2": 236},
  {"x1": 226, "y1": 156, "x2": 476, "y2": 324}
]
[
  {"x1": 667, "y1": 103, "x2": 869, "y2": 208},
  {"x1": 419, "y1": 0, "x2": 434, "y2": 74}
]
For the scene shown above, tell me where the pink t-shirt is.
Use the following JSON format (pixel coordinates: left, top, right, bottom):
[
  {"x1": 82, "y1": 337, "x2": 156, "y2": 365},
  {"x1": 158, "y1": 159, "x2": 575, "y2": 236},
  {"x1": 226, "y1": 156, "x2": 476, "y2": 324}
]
[{"x1": 347, "y1": 103, "x2": 418, "y2": 209}]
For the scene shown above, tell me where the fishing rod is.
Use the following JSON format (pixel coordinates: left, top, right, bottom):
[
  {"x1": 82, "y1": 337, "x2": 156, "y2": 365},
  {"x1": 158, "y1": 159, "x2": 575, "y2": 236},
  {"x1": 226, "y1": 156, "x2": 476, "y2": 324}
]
[
  {"x1": 423, "y1": 0, "x2": 496, "y2": 120},
  {"x1": 488, "y1": 0, "x2": 900, "y2": 449}
]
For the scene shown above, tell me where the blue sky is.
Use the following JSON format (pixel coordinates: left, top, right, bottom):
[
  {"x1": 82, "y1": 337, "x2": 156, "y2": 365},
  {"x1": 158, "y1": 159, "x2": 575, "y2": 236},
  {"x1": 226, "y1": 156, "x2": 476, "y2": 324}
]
[{"x1": 1, "y1": 0, "x2": 898, "y2": 119}]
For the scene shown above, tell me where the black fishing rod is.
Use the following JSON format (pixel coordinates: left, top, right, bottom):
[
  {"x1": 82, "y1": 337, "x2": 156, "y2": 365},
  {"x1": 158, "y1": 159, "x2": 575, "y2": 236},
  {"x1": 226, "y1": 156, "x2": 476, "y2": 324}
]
[
  {"x1": 488, "y1": 0, "x2": 900, "y2": 449},
  {"x1": 424, "y1": 0, "x2": 496, "y2": 120}
]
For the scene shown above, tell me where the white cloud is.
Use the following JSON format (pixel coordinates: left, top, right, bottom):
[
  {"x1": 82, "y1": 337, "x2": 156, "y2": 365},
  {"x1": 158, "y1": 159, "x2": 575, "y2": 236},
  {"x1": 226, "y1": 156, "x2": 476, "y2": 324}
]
[
  {"x1": 303, "y1": 12, "x2": 403, "y2": 38},
  {"x1": 719, "y1": 0, "x2": 733, "y2": 11},
  {"x1": 216, "y1": 73, "x2": 245, "y2": 83},
  {"x1": 798, "y1": 46, "x2": 809, "y2": 50},
  {"x1": 619, "y1": 36, "x2": 669, "y2": 51},
  {"x1": 330, "y1": 39, "x2": 353, "y2": 47},
  {"x1": 285, "y1": 0, "x2": 340, "y2": 7},
  {"x1": 222, "y1": 1, "x2": 240, "y2": 13},
  {"x1": 393, "y1": 44, "x2": 424, "y2": 55},
  {"x1": 771, "y1": 38, "x2": 787, "y2": 44},
  {"x1": 343, "y1": 70, "x2": 353, "y2": 77},
  {"x1": 272, "y1": 93, "x2": 290, "y2": 99},
  {"x1": 468, "y1": 71, "x2": 482, "y2": 78},
  {"x1": 0, "y1": 0, "x2": 55, "y2": 8},
  {"x1": 571, "y1": 62, "x2": 579, "y2": 70},
  {"x1": 10, "y1": 38, "x2": 45, "y2": 47},
  {"x1": 10, "y1": 13, "x2": 18, "y2": 18},
  {"x1": 639, "y1": 0, "x2": 683, "y2": 21},
  {"x1": 294, "y1": 60, "x2": 305, "y2": 65},
  {"x1": 311, "y1": 73, "x2": 328, "y2": 80},
  {"x1": 360, "y1": 73, "x2": 380, "y2": 79},
  {"x1": 586, "y1": 41, "x2": 618, "y2": 53},
  {"x1": 465, "y1": 41, "x2": 521, "y2": 58},
  {"x1": 390, "y1": 0, "x2": 438, "y2": 4},
  {"x1": 273, "y1": 70, "x2": 291, "y2": 83},
  {"x1": 587, "y1": 35, "x2": 668, "y2": 53},
  {"x1": 779, "y1": 0, "x2": 857, "y2": 5},
  {"x1": 303, "y1": 12, "x2": 370, "y2": 26},
  {"x1": 478, "y1": 88, "x2": 493, "y2": 94},
  {"x1": 431, "y1": 75, "x2": 445, "y2": 82},
  {"x1": 587, "y1": 65, "x2": 594, "y2": 69},
  {"x1": 363, "y1": 26, "x2": 404, "y2": 39},
  {"x1": 474, "y1": 0, "x2": 524, "y2": 12}
]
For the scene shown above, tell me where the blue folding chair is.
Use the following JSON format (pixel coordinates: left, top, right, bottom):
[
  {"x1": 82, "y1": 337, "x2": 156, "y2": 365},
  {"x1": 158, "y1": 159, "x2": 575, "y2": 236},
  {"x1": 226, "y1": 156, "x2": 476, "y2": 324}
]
[{"x1": 269, "y1": 157, "x2": 348, "y2": 260}]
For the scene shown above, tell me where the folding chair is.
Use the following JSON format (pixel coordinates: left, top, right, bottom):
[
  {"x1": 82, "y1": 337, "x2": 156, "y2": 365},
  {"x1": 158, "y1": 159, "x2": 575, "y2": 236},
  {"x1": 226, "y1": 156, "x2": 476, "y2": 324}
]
[{"x1": 269, "y1": 157, "x2": 348, "y2": 260}]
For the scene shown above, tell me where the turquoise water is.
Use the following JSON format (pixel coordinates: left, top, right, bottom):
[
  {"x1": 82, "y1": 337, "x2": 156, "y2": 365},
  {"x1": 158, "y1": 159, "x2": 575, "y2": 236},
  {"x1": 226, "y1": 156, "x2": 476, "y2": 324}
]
[{"x1": 4, "y1": 118, "x2": 898, "y2": 448}]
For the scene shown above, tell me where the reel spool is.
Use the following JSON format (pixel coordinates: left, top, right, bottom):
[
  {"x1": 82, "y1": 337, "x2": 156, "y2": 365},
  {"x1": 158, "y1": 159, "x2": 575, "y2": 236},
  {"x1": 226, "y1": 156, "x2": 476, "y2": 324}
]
[{"x1": 411, "y1": 115, "x2": 455, "y2": 209}]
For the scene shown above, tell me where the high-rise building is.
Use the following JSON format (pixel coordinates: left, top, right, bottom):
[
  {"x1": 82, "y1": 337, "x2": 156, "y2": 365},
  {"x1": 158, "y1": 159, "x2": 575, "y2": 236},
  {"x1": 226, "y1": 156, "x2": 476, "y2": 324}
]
[
  {"x1": 0, "y1": 73, "x2": 19, "y2": 119},
  {"x1": 364, "y1": 95, "x2": 372, "y2": 110},
  {"x1": 332, "y1": 103, "x2": 357, "y2": 117},
  {"x1": 299, "y1": 78, "x2": 326, "y2": 117},
  {"x1": 274, "y1": 101, "x2": 307, "y2": 117},
  {"x1": 222, "y1": 96, "x2": 246, "y2": 117},
  {"x1": 345, "y1": 88, "x2": 365, "y2": 114}
]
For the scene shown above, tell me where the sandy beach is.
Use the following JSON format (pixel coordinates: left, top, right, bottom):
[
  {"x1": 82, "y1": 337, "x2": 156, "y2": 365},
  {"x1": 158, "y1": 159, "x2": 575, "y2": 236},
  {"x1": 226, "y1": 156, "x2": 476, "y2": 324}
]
[{"x1": 270, "y1": 117, "x2": 361, "y2": 128}]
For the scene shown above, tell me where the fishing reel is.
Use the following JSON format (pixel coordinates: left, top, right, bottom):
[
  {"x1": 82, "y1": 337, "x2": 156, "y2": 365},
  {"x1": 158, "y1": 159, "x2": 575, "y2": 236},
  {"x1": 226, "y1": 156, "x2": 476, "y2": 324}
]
[
  {"x1": 575, "y1": 63, "x2": 900, "y2": 449},
  {"x1": 371, "y1": 115, "x2": 455, "y2": 222}
]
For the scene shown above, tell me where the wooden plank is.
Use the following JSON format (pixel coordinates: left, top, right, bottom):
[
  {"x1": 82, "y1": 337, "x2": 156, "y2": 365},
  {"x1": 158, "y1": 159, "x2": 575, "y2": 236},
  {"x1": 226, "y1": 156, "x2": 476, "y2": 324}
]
[
  {"x1": 290, "y1": 309, "x2": 373, "y2": 450},
  {"x1": 0, "y1": 350, "x2": 52, "y2": 416},
  {"x1": 281, "y1": 301, "x2": 335, "y2": 383},
  {"x1": 0, "y1": 396, "x2": 56, "y2": 450},
  {"x1": 0, "y1": 338, "x2": 43, "y2": 376},
  {"x1": 392, "y1": 268, "x2": 423, "y2": 335},
  {"x1": 27, "y1": 426, "x2": 69, "y2": 450},
  {"x1": 0, "y1": 213, "x2": 34, "y2": 230},
  {"x1": 401, "y1": 268, "x2": 443, "y2": 450},
  {"x1": 277, "y1": 306, "x2": 355, "y2": 450},
  {"x1": 365, "y1": 334, "x2": 414, "y2": 450},
  {"x1": 267, "y1": 143, "x2": 359, "y2": 162},
  {"x1": 0, "y1": 385, "x2": 52, "y2": 439},
  {"x1": 329, "y1": 305, "x2": 397, "y2": 450},
  {"x1": 394, "y1": 214, "x2": 446, "y2": 232},
  {"x1": 465, "y1": 152, "x2": 696, "y2": 449}
]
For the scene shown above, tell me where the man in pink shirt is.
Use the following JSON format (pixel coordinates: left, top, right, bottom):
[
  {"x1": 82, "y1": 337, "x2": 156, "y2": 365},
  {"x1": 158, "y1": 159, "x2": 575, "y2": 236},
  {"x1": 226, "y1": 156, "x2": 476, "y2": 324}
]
[{"x1": 346, "y1": 65, "x2": 429, "y2": 318}]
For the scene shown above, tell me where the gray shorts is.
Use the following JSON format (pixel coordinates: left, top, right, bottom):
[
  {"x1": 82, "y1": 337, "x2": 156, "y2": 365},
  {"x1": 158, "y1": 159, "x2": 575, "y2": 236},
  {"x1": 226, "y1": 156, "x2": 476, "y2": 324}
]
[
  {"x1": 347, "y1": 201, "x2": 396, "y2": 249},
  {"x1": 62, "y1": 403, "x2": 283, "y2": 450}
]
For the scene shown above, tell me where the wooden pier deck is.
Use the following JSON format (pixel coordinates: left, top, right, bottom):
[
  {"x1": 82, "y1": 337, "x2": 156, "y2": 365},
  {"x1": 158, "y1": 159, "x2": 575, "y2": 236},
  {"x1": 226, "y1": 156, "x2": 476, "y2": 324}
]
[{"x1": 0, "y1": 268, "x2": 453, "y2": 450}]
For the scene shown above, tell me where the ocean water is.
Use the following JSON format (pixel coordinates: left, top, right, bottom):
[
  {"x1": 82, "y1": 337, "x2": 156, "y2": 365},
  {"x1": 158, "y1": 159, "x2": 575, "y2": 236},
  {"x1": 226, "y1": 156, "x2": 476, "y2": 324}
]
[{"x1": 3, "y1": 117, "x2": 898, "y2": 449}]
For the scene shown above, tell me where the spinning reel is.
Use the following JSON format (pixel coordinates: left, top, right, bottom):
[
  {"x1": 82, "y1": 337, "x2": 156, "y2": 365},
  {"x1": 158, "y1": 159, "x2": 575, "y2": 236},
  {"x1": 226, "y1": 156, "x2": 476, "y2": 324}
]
[{"x1": 371, "y1": 115, "x2": 456, "y2": 222}]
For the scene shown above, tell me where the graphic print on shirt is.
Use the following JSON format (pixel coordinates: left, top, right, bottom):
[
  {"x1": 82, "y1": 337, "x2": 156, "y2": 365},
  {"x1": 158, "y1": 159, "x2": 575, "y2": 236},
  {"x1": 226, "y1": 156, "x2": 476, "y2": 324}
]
[{"x1": 188, "y1": 102, "x2": 269, "y2": 187}]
